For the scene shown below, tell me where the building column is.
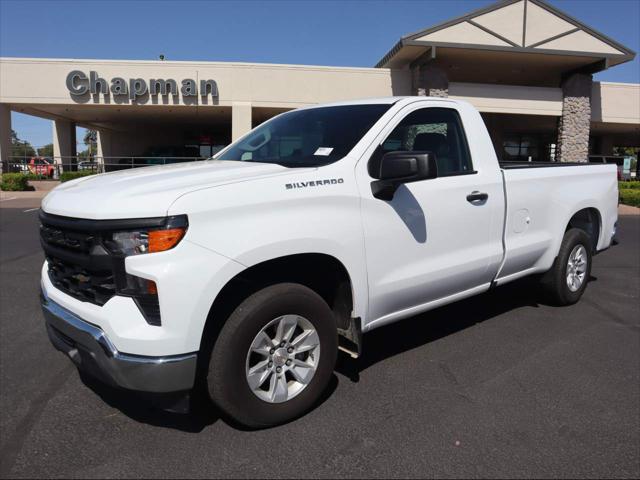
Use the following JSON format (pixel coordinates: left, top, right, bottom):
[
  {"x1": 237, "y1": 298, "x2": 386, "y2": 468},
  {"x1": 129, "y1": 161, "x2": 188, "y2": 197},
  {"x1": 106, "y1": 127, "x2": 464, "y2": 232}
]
[
  {"x1": 97, "y1": 129, "x2": 112, "y2": 169},
  {"x1": 52, "y1": 119, "x2": 77, "y2": 170},
  {"x1": 0, "y1": 104, "x2": 11, "y2": 174},
  {"x1": 412, "y1": 63, "x2": 449, "y2": 97},
  {"x1": 232, "y1": 102, "x2": 252, "y2": 142},
  {"x1": 481, "y1": 113, "x2": 504, "y2": 161},
  {"x1": 556, "y1": 73, "x2": 592, "y2": 163}
]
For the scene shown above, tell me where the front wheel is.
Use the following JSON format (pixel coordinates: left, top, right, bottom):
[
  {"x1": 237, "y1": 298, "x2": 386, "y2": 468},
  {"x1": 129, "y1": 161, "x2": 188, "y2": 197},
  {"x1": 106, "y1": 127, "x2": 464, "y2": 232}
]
[
  {"x1": 540, "y1": 228, "x2": 593, "y2": 305},
  {"x1": 207, "y1": 283, "x2": 338, "y2": 428}
]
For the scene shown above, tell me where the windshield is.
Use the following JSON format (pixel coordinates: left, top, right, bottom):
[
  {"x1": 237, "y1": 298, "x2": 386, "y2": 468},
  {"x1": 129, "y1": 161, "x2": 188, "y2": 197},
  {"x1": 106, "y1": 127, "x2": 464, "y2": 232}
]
[{"x1": 217, "y1": 104, "x2": 391, "y2": 167}]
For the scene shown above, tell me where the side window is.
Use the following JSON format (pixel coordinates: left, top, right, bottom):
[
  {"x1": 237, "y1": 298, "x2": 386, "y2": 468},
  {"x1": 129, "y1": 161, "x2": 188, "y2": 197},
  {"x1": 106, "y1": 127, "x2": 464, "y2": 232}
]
[{"x1": 372, "y1": 107, "x2": 474, "y2": 177}]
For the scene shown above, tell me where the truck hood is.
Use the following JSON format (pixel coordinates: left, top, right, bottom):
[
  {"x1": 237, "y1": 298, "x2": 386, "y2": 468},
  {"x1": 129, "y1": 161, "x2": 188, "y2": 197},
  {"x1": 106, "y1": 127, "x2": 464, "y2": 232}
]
[{"x1": 42, "y1": 160, "x2": 309, "y2": 219}]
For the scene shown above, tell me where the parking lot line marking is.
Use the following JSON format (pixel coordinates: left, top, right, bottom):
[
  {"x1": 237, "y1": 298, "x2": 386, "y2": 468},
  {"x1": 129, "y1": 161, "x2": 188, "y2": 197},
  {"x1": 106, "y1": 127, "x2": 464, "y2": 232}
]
[
  {"x1": 23, "y1": 208, "x2": 39, "y2": 212},
  {"x1": 0, "y1": 197, "x2": 18, "y2": 202}
]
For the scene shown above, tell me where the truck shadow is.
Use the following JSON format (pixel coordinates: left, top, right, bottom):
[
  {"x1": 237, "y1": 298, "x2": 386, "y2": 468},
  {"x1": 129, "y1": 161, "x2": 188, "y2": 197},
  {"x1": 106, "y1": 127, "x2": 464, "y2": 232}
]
[
  {"x1": 336, "y1": 276, "x2": 547, "y2": 382},
  {"x1": 78, "y1": 367, "x2": 339, "y2": 433},
  {"x1": 79, "y1": 275, "x2": 555, "y2": 432},
  {"x1": 78, "y1": 372, "x2": 220, "y2": 432}
]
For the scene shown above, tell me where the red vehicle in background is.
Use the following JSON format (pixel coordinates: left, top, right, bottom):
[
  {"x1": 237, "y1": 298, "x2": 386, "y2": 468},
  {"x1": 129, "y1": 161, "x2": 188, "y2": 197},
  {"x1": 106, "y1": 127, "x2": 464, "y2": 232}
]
[{"x1": 28, "y1": 157, "x2": 55, "y2": 178}]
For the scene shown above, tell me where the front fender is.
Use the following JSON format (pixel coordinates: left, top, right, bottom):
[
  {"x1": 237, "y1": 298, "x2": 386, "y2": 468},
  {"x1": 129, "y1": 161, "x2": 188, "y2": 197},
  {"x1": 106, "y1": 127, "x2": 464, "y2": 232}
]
[
  {"x1": 168, "y1": 167, "x2": 369, "y2": 322},
  {"x1": 230, "y1": 240, "x2": 368, "y2": 320}
]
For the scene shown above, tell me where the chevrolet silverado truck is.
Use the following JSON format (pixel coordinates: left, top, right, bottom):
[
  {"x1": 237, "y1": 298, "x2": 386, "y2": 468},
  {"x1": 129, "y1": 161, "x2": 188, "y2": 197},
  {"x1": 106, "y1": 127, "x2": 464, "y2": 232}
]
[{"x1": 40, "y1": 97, "x2": 618, "y2": 427}]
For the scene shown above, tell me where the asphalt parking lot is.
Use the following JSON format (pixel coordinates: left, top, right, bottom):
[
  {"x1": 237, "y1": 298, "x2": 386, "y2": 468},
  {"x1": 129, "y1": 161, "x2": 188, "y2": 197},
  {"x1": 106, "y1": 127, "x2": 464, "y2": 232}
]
[{"x1": 0, "y1": 202, "x2": 638, "y2": 479}]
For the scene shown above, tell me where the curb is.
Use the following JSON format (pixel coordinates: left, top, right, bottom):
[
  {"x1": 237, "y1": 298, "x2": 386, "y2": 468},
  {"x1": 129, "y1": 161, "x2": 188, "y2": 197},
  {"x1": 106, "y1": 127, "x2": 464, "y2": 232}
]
[{"x1": 618, "y1": 204, "x2": 640, "y2": 216}]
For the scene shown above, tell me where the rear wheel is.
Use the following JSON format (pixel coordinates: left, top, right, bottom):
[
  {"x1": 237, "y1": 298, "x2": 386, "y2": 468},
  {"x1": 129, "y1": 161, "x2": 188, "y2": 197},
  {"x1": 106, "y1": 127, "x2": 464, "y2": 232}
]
[
  {"x1": 540, "y1": 228, "x2": 592, "y2": 305},
  {"x1": 207, "y1": 283, "x2": 337, "y2": 428}
]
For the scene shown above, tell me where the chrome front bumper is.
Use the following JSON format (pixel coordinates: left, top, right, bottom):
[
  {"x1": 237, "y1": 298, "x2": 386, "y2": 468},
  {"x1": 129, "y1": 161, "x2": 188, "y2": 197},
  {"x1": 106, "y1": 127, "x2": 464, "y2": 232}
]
[{"x1": 41, "y1": 289, "x2": 197, "y2": 393}]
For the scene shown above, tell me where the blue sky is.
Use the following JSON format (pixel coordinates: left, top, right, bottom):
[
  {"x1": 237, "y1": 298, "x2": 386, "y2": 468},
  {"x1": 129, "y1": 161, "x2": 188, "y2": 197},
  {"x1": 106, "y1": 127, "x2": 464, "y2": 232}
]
[{"x1": 1, "y1": 0, "x2": 639, "y2": 147}]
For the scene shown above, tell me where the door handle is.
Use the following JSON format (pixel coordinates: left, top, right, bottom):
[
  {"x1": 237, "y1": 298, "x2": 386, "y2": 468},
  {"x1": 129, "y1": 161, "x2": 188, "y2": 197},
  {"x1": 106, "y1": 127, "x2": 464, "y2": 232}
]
[{"x1": 466, "y1": 191, "x2": 488, "y2": 203}]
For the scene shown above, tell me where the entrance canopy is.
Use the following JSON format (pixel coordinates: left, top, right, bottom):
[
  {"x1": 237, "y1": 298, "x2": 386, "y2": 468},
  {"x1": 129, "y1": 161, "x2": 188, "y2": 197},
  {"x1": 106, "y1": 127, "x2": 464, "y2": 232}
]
[{"x1": 376, "y1": 0, "x2": 635, "y2": 86}]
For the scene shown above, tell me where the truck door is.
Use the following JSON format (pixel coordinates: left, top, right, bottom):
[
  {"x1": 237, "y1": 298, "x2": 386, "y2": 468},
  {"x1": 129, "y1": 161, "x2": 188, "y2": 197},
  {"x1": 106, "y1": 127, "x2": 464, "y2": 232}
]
[{"x1": 357, "y1": 103, "x2": 504, "y2": 326}]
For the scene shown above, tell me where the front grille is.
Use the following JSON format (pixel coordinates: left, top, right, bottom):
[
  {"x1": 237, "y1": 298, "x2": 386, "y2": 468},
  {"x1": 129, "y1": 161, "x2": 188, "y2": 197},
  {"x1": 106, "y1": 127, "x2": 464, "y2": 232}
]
[
  {"x1": 40, "y1": 224, "x2": 95, "y2": 254},
  {"x1": 47, "y1": 256, "x2": 116, "y2": 305},
  {"x1": 40, "y1": 215, "x2": 117, "y2": 306},
  {"x1": 39, "y1": 211, "x2": 177, "y2": 326}
]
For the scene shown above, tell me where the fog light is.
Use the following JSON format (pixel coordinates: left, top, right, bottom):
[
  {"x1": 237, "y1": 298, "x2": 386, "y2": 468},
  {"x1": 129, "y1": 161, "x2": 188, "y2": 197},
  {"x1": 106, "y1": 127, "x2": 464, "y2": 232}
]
[
  {"x1": 134, "y1": 294, "x2": 161, "y2": 327},
  {"x1": 119, "y1": 274, "x2": 161, "y2": 326}
]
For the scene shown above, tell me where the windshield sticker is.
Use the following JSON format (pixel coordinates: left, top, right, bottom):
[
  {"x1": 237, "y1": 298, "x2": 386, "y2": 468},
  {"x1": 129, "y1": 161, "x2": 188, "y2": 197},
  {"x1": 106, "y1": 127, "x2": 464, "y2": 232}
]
[{"x1": 314, "y1": 147, "x2": 334, "y2": 156}]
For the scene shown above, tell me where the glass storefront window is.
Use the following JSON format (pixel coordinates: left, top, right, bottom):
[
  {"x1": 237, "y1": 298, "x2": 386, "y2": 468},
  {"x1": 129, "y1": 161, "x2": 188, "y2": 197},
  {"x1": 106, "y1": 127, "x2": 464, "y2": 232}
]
[{"x1": 503, "y1": 134, "x2": 555, "y2": 162}]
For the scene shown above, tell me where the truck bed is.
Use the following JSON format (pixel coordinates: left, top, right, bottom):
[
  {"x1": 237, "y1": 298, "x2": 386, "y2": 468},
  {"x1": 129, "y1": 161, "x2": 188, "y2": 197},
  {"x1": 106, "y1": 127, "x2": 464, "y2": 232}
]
[
  {"x1": 495, "y1": 161, "x2": 618, "y2": 285},
  {"x1": 499, "y1": 161, "x2": 601, "y2": 169}
]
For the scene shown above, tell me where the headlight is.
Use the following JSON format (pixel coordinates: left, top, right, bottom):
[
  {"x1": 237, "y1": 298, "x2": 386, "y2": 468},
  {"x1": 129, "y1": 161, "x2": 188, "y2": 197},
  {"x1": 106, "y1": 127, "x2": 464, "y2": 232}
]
[
  {"x1": 105, "y1": 215, "x2": 187, "y2": 256},
  {"x1": 111, "y1": 230, "x2": 150, "y2": 255},
  {"x1": 103, "y1": 215, "x2": 188, "y2": 326}
]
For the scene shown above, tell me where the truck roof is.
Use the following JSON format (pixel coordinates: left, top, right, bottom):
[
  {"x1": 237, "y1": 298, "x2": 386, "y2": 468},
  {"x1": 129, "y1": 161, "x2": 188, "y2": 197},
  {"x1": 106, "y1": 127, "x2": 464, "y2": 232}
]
[{"x1": 298, "y1": 96, "x2": 458, "y2": 109}]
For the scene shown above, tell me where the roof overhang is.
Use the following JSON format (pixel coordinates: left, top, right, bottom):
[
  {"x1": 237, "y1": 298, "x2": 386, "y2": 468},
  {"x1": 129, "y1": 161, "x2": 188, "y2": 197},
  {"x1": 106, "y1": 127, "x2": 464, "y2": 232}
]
[{"x1": 376, "y1": 0, "x2": 635, "y2": 81}]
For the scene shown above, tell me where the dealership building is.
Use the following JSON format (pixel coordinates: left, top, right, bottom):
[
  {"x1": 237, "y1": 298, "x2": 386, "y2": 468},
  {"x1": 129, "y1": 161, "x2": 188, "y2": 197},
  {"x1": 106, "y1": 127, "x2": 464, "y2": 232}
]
[{"x1": 0, "y1": 0, "x2": 638, "y2": 168}]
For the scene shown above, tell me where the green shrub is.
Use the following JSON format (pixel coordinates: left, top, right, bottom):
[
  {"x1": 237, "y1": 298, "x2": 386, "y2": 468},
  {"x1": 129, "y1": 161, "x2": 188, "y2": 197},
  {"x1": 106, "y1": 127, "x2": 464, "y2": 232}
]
[
  {"x1": 59, "y1": 171, "x2": 96, "y2": 183},
  {"x1": 0, "y1": 173, "x2": 32, "y2": 191},
  {"x1": 619, "y1": 181, "x2": 640, "y2": 190},
  {"x1": 619, "y1": 189, "x2": 640, "y2": 207},
  {"x1": 25, "y1": 173, "x2": 51, "y2": 181}
]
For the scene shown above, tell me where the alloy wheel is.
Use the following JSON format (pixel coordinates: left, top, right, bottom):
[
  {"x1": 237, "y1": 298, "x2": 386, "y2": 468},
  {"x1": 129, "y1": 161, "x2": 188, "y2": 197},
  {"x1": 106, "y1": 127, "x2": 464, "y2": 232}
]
[
  {"x1": 566, "y1": 244, "x2": 588, "y2": 292},
  {"x1": 245, "y1": 315, "x2": 320, "y2": 403}
]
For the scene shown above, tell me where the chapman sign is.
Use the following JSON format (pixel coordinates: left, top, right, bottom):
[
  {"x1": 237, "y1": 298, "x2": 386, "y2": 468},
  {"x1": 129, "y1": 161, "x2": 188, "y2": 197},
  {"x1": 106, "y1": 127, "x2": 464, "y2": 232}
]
[{"x1": 66, "y1": 70, "x2": 218, "y2": 101}]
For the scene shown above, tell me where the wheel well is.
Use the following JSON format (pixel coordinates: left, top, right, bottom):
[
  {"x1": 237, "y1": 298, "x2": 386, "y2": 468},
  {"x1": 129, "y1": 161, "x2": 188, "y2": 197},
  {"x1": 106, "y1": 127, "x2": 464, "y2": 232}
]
[
  {"x1": 197, "y1": 254, "x2": 353, "y2": 374},
  {"x1": 566, "y1": 208, "x2": 600, "y2": 252}
]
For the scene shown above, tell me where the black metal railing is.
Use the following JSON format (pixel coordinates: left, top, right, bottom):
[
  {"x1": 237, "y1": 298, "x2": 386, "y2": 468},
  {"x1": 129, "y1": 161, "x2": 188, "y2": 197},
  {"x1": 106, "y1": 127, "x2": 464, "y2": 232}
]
[{"x1": 2, "y1": 156, "x2": 208, "y2": 179}]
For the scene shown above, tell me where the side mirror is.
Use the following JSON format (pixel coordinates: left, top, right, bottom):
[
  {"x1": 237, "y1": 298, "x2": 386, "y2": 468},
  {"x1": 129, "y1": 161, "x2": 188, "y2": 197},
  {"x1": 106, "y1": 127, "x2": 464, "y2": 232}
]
[{"x1": 371, "y1": 151, "x2": 438, "y2": 200}]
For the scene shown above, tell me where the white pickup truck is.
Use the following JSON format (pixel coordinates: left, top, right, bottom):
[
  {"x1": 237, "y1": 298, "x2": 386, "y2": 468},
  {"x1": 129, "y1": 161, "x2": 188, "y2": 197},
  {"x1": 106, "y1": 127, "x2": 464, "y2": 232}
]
[{"x1": 40, "y1": 97, "x2": 618, "y2": 427}]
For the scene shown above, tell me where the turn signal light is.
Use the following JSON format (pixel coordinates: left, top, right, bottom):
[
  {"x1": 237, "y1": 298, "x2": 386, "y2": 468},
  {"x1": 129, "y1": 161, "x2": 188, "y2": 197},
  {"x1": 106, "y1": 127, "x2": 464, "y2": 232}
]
[
  {"x1": 148, "y1": 228, "x2": 186, "y2": 253},
  {"x1": 147, "y1": 280, "x2": 158, "y2": 295}
]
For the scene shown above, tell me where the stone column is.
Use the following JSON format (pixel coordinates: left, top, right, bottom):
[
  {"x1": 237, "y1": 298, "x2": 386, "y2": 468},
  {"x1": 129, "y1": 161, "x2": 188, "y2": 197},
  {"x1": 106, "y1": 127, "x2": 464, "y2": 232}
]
[
  {"x1": 0, "y1": 104, "x2": 11, "y2": 174},
  {"x1": 52, "y1": 119, "x2": 77, "y2": 172},
  {"x1": 556, "y1": 73, "x2": 592, "y2": 163},
  {"x1": 411, "y1": 63, "x2": 449, "y2": 97},
  {"x1": 232, "y1": 102, "x2": 252, "y2": 142}
]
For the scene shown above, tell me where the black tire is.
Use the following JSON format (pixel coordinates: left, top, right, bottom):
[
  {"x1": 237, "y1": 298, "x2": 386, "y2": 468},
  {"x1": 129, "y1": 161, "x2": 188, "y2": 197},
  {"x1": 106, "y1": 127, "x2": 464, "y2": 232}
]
[
  {"x1": 207, "y1": 283, "x2": 337, "y2": 428},
  {"x1": 540, "y1": 228, "x2": 593, "y2": 306}
]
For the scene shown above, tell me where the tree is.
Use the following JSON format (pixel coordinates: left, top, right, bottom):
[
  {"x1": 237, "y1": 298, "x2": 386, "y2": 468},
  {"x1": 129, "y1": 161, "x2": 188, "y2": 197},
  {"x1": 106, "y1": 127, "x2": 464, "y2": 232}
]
[
  {"x1": 10, "y1": 129, "x2": 35, "y2": 159},
  {"x1": 37, "y1": 143, "x2": 54, "y2": 158},
  {"x1": 613, "y1": 146, "x2": 638, "y2": 157},
  {"x1": 81, "y1": 130, "x2": 98, "y2": 160},
  {"x1": 83, "y1": 130, "x2": 97, "y2": 149}
]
